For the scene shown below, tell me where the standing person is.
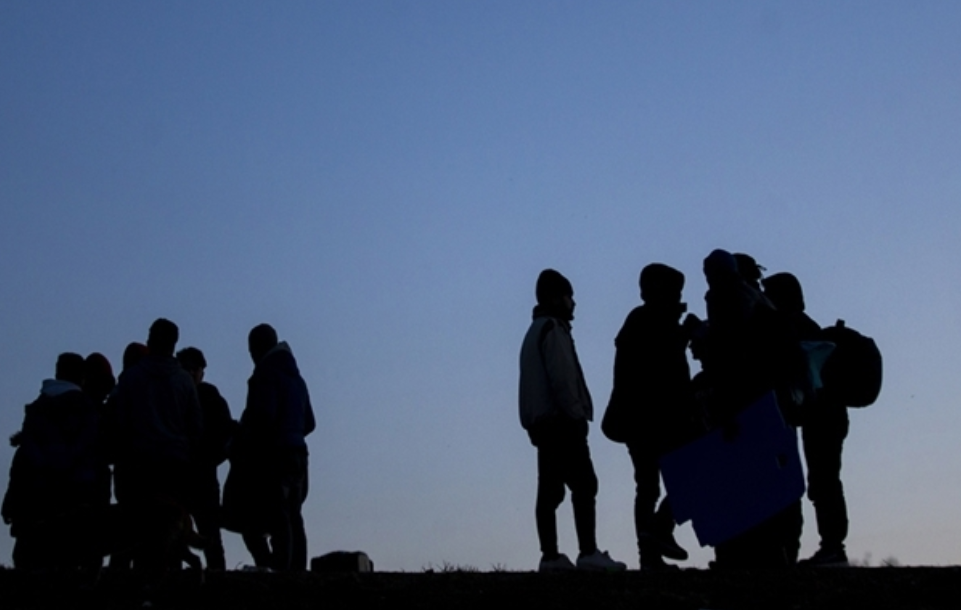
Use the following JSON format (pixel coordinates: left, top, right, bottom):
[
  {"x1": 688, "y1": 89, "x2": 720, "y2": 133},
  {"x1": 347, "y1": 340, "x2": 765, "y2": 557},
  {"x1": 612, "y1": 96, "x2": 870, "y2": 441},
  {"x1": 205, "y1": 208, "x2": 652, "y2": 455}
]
[
  {"x1": 518, "y1": 269, "x2": 626, "y2": 572},
  {"x1": 2, "y1": 353, "x2": 102, "y2": 570},
  {"x1": 699, "y1": 251, "x2": 802, "y2": 569},
  {"x1": 763, "y1": 272, "x2": 851, "y2": 567},
  {"x1": 113, "y1": 318, "x2": 203, "y2": 571},
  {"x1": 225, "y1": 324, "x2": 315, "y2": 571},
  {"x1": 606, "y1": 264, "x2": 696, "y2": 571},
  {"x1": 176, "y1": 347, "x2": 235, "y2": 571}
]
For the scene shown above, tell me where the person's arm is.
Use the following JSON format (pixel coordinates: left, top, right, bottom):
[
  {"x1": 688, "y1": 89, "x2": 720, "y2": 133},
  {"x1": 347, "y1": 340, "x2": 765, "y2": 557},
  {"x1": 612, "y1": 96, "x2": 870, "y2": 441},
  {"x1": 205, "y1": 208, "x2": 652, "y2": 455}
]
[{"x1": 541, "y1": 324, "x2": 589, "y2": 420}]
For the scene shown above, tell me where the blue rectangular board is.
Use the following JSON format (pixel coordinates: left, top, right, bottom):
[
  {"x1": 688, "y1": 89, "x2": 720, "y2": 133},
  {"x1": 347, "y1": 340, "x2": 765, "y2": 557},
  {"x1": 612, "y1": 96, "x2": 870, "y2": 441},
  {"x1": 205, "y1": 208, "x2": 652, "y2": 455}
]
[{"x1": 658, "y1": 392, "x2": 805, "y2": 547}]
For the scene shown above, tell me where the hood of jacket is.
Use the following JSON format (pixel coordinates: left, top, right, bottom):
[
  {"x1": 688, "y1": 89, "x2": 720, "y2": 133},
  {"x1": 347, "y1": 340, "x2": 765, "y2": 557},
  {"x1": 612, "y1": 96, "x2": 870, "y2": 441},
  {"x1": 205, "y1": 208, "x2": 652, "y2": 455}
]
[
  {"x1": 256, "y1": 341, "x2": 300, "y2": 377},
  {"x1": 40, "y1": 379, "x2": 82, "y2": 398}
]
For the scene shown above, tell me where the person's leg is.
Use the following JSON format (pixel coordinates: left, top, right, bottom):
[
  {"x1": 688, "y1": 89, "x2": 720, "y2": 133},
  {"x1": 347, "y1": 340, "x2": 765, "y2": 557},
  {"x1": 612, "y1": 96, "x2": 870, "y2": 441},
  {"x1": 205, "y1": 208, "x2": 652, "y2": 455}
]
[
  {"x1": 803, "y1": 413, "x2": 850, "y2": 554},
  {"x1": 289, "y1": 459, "x2": 309, "y2": 571},
  {"x1": 535, "y1": 442, "x2": 567, "y2": 559},
  {"x1": 242, "y1": 531, "x2": 273, "y2": 568},
  {"x1": 191, "y1": 473, "x2": 226, "y2": 570},
  {"x1": 627, "y1": 442, "x2": 660, "y2": 562},
  {"x1": 564, "y1": 425, "x2": 598, "y2": 557}
]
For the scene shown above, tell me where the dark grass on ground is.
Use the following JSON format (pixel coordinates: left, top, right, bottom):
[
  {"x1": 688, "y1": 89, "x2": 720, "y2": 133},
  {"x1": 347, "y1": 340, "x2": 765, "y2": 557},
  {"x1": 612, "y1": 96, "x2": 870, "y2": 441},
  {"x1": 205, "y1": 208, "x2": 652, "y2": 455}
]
[{"x1": 2, "y1": 567, "x2": 960, "y2": 610}]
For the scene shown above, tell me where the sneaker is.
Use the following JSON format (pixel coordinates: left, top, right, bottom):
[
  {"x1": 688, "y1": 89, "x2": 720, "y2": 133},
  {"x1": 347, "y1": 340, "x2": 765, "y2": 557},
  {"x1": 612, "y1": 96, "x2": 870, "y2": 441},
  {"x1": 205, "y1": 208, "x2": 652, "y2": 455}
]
[
  {"x1": 799, "y1": 547, "x2": 849, "y2": 568},
  {"x1": 576, "y1": 550, "x2": 627, "y2": 572},
  {"x1": 538, "y1": 553, "x2": 576, "y2": 572}
]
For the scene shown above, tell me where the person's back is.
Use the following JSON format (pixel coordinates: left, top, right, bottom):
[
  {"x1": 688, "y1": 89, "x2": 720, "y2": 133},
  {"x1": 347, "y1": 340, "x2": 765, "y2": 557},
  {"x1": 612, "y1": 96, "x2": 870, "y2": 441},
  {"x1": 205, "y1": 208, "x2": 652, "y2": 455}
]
[
  {"x1": 112, "y1": 319, "x2": 202, "y2": 572},
  {"x1": 115, "y1": 354, "x2": 201, "y2": 469}
]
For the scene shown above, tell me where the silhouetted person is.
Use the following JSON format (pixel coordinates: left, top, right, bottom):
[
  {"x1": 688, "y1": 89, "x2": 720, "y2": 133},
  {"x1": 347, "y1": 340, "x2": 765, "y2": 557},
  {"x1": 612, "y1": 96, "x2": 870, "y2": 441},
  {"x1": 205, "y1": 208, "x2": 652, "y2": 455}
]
[
  {"x1": 519, "y1": 269, "x2": 626, "y2": 572},
  {"x1": 177, "y1": 347, "x2": 235, "y2": 571},
  {"x1": 113, "y1": 319, "x2": 202, "y2": 571},
  {"x1": 764, "y1": 272, "x2": 851, "y2": 567},
  {"x1": 82, "y1": 352, "x2": 117, "y2": 569},
  {"x1": 2, "y1": 353, "x2": 102, "y2": 570},
  {"x1": 733, "y1": 253, "x2": 766, "y2": 293},
  {"x1": 608, "y1": 263, "x2": 698, "y2": 570},
  {"x1": 699, "y1": 251, "x2": 802, "y2": 569},
  {"x1": 101, "y1": 342, "x2": 148, "y2": 571},
  {"x1": 226, "y1": 324, "x2": 314, "y2": 571}
]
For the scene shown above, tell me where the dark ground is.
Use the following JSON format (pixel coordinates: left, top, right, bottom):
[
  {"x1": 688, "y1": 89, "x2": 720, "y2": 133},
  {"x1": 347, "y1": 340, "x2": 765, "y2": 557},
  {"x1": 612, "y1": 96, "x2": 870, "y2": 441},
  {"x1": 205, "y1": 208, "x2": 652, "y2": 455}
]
[{"x1": 2, "y1": 567, "x2": 960, "y2": 610}]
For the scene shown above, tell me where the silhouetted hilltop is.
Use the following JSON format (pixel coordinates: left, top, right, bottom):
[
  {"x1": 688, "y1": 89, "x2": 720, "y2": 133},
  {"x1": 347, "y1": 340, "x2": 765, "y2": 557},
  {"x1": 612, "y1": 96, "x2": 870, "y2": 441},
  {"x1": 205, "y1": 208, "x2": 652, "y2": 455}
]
[{"x1": 2, "y1": 566, "x2": 961, "y2": 609}]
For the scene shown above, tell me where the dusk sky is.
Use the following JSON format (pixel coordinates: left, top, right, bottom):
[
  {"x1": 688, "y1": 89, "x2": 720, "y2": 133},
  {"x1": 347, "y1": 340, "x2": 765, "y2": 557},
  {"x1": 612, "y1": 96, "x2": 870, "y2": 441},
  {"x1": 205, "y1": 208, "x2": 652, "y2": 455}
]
[{"x1": 2, "y1": 1, "x2": 960, "y2": 570}]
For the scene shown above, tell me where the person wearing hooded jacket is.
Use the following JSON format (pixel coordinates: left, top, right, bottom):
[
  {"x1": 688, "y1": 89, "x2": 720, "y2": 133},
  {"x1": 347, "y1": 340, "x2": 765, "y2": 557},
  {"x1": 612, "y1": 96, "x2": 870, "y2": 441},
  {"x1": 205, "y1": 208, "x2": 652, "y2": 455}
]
[
  {"x1": 763, "y1": 271, "x2": 851, "y2": 567},
  {"x1": 225, "y1": 323, "x2": 315, "y2": 572},
  {"x1": 519, "y1": 269, "x2": 626, "y2": 573},
  {"x1": 2, "y1": 353, "x2": 103, "y2": 570}
]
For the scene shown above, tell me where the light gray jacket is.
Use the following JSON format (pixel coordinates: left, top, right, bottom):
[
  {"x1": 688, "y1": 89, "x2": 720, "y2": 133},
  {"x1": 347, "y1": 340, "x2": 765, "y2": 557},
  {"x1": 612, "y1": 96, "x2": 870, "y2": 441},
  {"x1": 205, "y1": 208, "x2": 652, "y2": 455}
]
[{"x1": 518, "y1": 311, "x2": 593, "y2": 430}]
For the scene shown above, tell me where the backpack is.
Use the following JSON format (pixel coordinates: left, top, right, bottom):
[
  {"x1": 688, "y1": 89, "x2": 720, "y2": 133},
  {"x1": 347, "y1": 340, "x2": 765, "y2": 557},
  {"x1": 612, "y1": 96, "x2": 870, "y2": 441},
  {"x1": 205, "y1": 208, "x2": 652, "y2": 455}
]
[{"x1": 819, "y1": 319, "x2": 883, "y2": 407}]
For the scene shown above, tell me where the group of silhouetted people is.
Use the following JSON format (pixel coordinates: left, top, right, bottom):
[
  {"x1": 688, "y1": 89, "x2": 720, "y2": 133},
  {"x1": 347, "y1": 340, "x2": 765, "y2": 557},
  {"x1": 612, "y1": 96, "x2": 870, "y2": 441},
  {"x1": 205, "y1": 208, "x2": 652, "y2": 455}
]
[
  {"x1": 520, "y1": 249, "x2": 876, "y2": 572},
  {"x1": 2, "y1": 319, "x2": 315, "y2": 574}
]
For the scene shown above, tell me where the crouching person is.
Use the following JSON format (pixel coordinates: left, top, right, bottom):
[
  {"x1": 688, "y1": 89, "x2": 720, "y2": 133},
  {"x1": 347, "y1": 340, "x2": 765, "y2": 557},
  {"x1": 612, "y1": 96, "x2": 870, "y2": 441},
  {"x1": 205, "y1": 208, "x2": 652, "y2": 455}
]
[{"x1": 519, "y1": 269, "x2": 626, "y2": 573}]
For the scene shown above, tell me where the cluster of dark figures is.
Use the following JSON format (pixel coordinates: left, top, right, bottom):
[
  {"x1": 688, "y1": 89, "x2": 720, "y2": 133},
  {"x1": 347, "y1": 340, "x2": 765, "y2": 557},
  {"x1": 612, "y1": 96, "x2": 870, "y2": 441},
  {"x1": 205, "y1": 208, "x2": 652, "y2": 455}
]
[
  {"x1": 520, "y1": 249, "x2": 880, "y2": 572},
  {"x1": 2, "y1": 319, "x2": 316, "y2": 575}
]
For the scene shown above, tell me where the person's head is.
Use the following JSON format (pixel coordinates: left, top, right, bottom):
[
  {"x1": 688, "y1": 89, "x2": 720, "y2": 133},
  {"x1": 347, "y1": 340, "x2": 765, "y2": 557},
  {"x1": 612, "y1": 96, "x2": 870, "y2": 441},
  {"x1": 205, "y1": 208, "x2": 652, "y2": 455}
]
[
  {"x1": 176, "y1": 346, "x2": 207, "y2": 385},
  {"x1": 122, "y1": 342, "x2": 149, "y2": 371},
  {"x1": 535, "y1": 269, "x2": 575, "y2": 321},
  {"x1": 55, "y1": 352, "x2": 86, "y2": 386},
  {"x1": 639, "y1": 263, "x2": 685, "y2": 306},
  {"x1": 703, "y1": 249, "x2": 739, "y2": 287},
  {"x1": 147, "y1": 318, "x2": 179, "y2": 357},
  {"x1": 733, "y1": 253, "x2": 765, "y2": 288},
  {"x1": 762, "y1": 272, "x2": 806, "y2": 314},
  {"x1": 248, "y1": 323, "x2": 278, "y2": 365},
  {"x1": 83, "y1": 352, "x2": 116, "y2": 401}
]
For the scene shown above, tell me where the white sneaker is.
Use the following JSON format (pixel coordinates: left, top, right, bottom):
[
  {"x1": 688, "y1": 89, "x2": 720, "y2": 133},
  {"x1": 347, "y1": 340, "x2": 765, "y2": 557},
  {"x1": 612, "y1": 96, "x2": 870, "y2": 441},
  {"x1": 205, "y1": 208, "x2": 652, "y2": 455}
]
[
  {"x1": 576, "y1": 550, "x2": 627, "y2": 572},
  {"x1": 538, "y1": 553, "x2": 576, "y2": 572}
]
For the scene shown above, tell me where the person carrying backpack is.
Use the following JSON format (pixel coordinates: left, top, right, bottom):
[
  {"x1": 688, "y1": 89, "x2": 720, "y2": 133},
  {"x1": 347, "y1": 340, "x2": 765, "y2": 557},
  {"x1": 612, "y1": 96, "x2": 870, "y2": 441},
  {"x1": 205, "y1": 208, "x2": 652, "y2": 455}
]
[{"x1": 763, "y1": 273, "x2": 882, "y2": 567}]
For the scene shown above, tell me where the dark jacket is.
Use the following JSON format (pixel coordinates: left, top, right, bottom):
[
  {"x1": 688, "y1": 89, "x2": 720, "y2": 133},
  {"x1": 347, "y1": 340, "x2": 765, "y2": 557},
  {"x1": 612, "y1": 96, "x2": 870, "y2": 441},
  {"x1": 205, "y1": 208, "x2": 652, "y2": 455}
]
[
  {"x1": 196, "y1": 381, "x2": 235, "y2": 468},
  {"x1": 222, "y1": 343, "x2": 314, "y2": 534},
  {"x1": 233, "y1": 342, "x2": 315, "y2": 463},
  {"x1": 2, "y1": 381, "x2": 102, "y2": 530},
  {"x1": 113, "y1": 355, "x2": 203, "y2": 467},
  {"x1": 608, "y1": 304, "x2": 695, "y2": 449}
]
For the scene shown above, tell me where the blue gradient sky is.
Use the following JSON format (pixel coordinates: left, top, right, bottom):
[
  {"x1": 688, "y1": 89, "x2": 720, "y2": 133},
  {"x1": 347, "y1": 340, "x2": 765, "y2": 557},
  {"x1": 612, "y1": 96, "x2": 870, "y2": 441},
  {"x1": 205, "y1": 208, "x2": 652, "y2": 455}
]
[{"x1": 2, "y1": 1, "x2": 960, "y2": 570}]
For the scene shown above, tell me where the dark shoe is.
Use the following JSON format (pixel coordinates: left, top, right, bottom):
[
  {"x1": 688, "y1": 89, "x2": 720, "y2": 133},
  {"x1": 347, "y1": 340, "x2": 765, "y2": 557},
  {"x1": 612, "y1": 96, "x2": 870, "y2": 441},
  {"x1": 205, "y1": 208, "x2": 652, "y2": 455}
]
[
  {"x1": 639, "y1": 531, "x2": 688, "y2": 562},
  {"x1": 538, "y1": 553, "x2": 576, "y2": 572},
  {"x1": 799, "y1": 547, "x2": 848, "y2": 568}
]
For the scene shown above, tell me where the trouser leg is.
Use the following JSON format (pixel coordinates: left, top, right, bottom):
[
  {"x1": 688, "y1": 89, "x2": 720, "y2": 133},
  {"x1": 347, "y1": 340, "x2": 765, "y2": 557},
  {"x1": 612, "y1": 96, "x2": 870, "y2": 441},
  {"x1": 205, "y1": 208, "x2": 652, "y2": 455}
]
[
  {"x1": 290, "y1": 467, "x2": 309, "y2": 571},
  {"x1": 627, "y1": 442, "x2": 660, "y2": 558},
  {"x1": 267, "y1": 452, "x2": 309, "y2": 571},
  {"x1": 191, "y1": 474, "x2": 226, "y2": 570},
  {"x1": 803, "y1": 416, "x2": 849, "y2": 551},
  {"x1": 535, "y1": 445, "x2": 566, "y2": 558},
  {"x1": 243, "y1": 532, "x2": 272, "y2": 568},
  {"x1": 566, "y1": 437, "x2": 598, "y2": 556}
]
